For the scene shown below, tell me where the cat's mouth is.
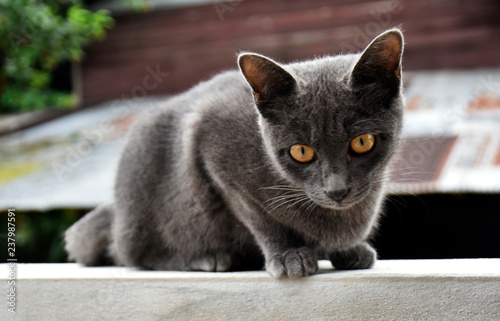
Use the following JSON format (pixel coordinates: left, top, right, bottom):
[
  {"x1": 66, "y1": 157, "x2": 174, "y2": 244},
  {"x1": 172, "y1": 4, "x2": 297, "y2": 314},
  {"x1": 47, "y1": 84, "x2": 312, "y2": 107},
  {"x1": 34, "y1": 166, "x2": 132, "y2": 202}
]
[
  {"x1": 314, "y1": 198, "x2": 357, "y2": 210},
  {"x1": 308, "y1": 186, "x2": 370, "y2": 210}
]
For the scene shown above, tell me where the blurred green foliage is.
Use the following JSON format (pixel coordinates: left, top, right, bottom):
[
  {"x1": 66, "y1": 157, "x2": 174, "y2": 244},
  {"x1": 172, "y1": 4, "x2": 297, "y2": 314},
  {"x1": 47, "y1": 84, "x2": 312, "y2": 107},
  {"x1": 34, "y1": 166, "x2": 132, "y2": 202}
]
[
  {"x1": 122, "y1": 0, "x2": 150, "y2": 12},
  {"x1": 1, "y1": 209, "x2": 85, "y2": 263},
  {"x1": 0, "y1": 0, "x2": 114, "y2": 113}
]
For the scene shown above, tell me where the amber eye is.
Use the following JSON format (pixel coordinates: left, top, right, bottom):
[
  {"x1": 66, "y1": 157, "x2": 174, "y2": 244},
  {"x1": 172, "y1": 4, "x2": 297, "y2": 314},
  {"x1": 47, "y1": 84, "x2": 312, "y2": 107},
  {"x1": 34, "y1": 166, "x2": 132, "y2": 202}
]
[
  {"x1": 350, "y1": 134, "x2": 375, "y2": 154},
  {"x1": 290, "y1": 144, "x2": 315, "y2": 163}
]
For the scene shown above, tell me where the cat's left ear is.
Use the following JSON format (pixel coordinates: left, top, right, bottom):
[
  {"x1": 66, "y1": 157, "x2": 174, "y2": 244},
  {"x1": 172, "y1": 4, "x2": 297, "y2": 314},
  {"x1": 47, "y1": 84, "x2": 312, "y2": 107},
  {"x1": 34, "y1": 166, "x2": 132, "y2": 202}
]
[
  {"x1": 351, "y1": 29, "x2": 404, "y2": 87},
  {"x1": 238, "y1": 53, "x2": 296, "y2": 111}
]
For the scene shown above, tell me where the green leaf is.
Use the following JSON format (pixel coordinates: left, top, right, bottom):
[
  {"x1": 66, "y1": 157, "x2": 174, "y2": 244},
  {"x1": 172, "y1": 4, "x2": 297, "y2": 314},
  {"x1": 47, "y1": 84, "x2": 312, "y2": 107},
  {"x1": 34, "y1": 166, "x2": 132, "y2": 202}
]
[{"x1": 0, "y1": 0, "x2": 116, "y2": 113}]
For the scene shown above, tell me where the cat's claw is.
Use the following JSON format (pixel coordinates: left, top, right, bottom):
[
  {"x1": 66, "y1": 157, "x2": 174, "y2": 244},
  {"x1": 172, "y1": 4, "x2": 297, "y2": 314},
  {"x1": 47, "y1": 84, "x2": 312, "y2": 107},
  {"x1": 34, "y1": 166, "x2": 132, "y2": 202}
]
[
  {"x1": 266, "y1": 247, "x2": 318, "y2": 278},
  {"x1": 329, "y1": 243, "x2": 376, "y2": 270}
]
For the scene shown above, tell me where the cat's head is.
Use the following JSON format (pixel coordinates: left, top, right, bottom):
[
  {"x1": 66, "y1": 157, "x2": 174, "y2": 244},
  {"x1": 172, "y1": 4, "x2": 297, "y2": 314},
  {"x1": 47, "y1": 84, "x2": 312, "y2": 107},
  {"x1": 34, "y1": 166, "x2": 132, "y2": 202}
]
[{"x1": 238, "y1": 29, "x2": 404, "y2": 210}]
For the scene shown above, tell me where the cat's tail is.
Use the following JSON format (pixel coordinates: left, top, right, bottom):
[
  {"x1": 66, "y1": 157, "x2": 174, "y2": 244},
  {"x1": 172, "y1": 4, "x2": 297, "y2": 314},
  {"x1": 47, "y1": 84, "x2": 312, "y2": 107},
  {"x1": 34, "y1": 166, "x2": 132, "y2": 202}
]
[{"x1": 64, "y1": 203, "x2": 115, "y2": 266}]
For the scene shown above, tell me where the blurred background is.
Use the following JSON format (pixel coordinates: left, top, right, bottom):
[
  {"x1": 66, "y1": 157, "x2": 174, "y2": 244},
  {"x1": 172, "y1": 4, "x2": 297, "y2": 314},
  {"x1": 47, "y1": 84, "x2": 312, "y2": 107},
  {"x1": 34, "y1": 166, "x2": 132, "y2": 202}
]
[{"x1": 0, "y1": 0, "x2": 499, "y2": 263}]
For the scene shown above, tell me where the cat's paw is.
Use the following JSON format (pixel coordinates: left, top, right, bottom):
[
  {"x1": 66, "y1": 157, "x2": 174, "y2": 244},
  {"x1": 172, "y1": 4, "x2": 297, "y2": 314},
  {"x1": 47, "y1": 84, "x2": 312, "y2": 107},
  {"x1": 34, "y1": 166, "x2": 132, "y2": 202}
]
[
  {"x1": 266, "y1": 247, "x2": 318, "y2": 279},
  {"x1": 188, "y1": 252, "x2": 232, "y2": 272},
  {"x1": 329, "y1": 243, "x2": 376, "y2": 270}
]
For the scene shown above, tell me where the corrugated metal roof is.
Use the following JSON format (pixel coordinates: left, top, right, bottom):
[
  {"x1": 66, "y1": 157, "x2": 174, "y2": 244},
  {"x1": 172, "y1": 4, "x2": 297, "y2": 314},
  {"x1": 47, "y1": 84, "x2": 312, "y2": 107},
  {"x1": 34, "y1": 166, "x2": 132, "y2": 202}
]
[
  {"x1": 388, "y1": 68, "x2": 500, "y2": 194},
  {"x1": 0, "y1": 98, "x2": 162, "y2": 210},
  {"x1": 1, "y1": 69, "x2": 500, "y2": 210}
]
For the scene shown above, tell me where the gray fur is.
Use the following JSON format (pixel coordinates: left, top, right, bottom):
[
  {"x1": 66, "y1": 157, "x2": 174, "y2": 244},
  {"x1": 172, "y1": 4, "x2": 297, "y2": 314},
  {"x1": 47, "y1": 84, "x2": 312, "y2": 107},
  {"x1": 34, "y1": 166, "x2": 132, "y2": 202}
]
[{"x1": 65, "y1": 29, "x2": 405, "y2": 278}]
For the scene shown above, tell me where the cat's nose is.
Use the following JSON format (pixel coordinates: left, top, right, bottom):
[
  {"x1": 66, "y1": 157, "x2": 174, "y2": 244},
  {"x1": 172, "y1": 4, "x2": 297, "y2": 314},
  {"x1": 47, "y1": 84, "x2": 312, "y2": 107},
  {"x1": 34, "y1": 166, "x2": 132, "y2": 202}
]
[{"x1": 325, "y1": 188, "x2": 350, "y2": 202}]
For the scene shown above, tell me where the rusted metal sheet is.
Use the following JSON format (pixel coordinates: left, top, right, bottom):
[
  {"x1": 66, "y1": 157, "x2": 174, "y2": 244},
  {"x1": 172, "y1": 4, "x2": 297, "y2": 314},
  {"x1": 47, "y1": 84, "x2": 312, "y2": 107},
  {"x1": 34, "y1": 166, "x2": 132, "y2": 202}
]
[
  {"x1": 387, "y1": 69, "x2": 500, "y2": 194},
  {"x1": 1, "y1": 69, "x2": 500, "y2": 210}
]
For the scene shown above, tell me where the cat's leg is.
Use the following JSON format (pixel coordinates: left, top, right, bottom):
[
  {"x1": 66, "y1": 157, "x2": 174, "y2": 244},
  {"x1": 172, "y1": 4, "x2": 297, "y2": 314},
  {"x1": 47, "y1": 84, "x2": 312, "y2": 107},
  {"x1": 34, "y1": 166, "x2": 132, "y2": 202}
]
[
  {"x1": 109, "y1": 206, "x2": 173, "y2": 269},
  {"x1": 122, "y1": 251, "x2": 233, "y2": 272},
  {"x1": 229, "y1": 198, "x2": 318, "y2": 278},
  {"x1": 329, "y1": 242, "x2": 376, "y2": 270},
  {"x1": 65, "y1": 203, "x2": 114, "y2": 266},
  {"x1": 255, "y1": 226, "x2": 318, "y2": 279},
  {"x1": 110, "y1": 198, "x2": 258, "y2": 272},
  {"x1": 181, "y1": 217, "x2": 263, "y2": 272}
]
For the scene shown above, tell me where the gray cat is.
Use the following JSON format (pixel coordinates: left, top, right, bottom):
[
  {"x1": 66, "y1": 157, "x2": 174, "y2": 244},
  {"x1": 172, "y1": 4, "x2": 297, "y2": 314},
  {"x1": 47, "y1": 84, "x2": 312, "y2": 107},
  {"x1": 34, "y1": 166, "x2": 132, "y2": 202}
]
[{"x1": 65, "y1": 29, "x2": 404, "y2": 278}]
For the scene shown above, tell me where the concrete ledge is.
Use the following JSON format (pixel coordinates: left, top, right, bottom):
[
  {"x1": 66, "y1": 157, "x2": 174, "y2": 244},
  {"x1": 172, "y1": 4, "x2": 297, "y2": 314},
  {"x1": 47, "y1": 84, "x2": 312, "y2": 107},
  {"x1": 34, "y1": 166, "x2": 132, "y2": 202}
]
[{"x1": 2, "y1": 259, "x2": 499, "y2": 320}]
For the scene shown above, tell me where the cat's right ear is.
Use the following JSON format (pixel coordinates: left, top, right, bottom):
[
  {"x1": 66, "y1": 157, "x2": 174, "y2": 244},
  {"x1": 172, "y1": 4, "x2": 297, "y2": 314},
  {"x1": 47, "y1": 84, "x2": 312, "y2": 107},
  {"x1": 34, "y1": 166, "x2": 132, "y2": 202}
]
[
  {"x1": 238, "y1": 53, "x2": 296, "y2": 114},
  {"x1": 351, "y1": 29, "x2": 404, "y2": 88}
]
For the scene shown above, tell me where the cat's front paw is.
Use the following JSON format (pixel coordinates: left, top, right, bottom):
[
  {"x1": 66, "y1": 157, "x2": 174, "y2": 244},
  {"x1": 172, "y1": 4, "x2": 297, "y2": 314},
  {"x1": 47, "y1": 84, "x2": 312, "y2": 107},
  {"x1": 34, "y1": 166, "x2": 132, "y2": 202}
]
[
  {"x1": 266, "y1": 247, "x2": 318, "y2": 279},
  {"x1": 187, "y1": 252, "x2": 232, "y2": 272},
  {"x1": 329, "y1": 243, "x2": 376, "y2": 270}
]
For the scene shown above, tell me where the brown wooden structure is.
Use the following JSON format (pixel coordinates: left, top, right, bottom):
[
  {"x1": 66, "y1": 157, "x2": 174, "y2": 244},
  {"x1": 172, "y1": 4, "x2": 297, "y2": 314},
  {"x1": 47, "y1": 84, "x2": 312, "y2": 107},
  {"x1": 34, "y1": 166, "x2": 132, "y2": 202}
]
[{"x1": 80, "y1": 0, "x2": 500, "y2": 107}]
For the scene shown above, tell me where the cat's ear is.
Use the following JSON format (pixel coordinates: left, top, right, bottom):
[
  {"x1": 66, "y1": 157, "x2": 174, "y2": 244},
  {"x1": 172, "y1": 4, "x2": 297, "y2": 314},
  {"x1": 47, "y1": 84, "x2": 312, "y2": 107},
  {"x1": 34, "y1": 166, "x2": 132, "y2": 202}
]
[
  {"x1": 238, "y1": 53, "x2": 296, "y2": 110},
  {"x1": 351, "y1": 29, "x2": 403, "y2": 87}
]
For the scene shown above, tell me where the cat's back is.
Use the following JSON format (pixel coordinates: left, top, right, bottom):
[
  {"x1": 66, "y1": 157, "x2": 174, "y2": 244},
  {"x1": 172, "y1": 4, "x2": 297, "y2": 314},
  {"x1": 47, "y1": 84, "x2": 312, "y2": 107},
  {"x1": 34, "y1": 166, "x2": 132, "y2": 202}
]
[
  {"x1": 134, "y1": 69, "x2": 253, "y2": 139},
  {"x1": 163, "y1": 69, "x2": 251, "y2": 116},
  {"x1": 116, "y1": 69, "x2": 257, "y2": 198}
]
